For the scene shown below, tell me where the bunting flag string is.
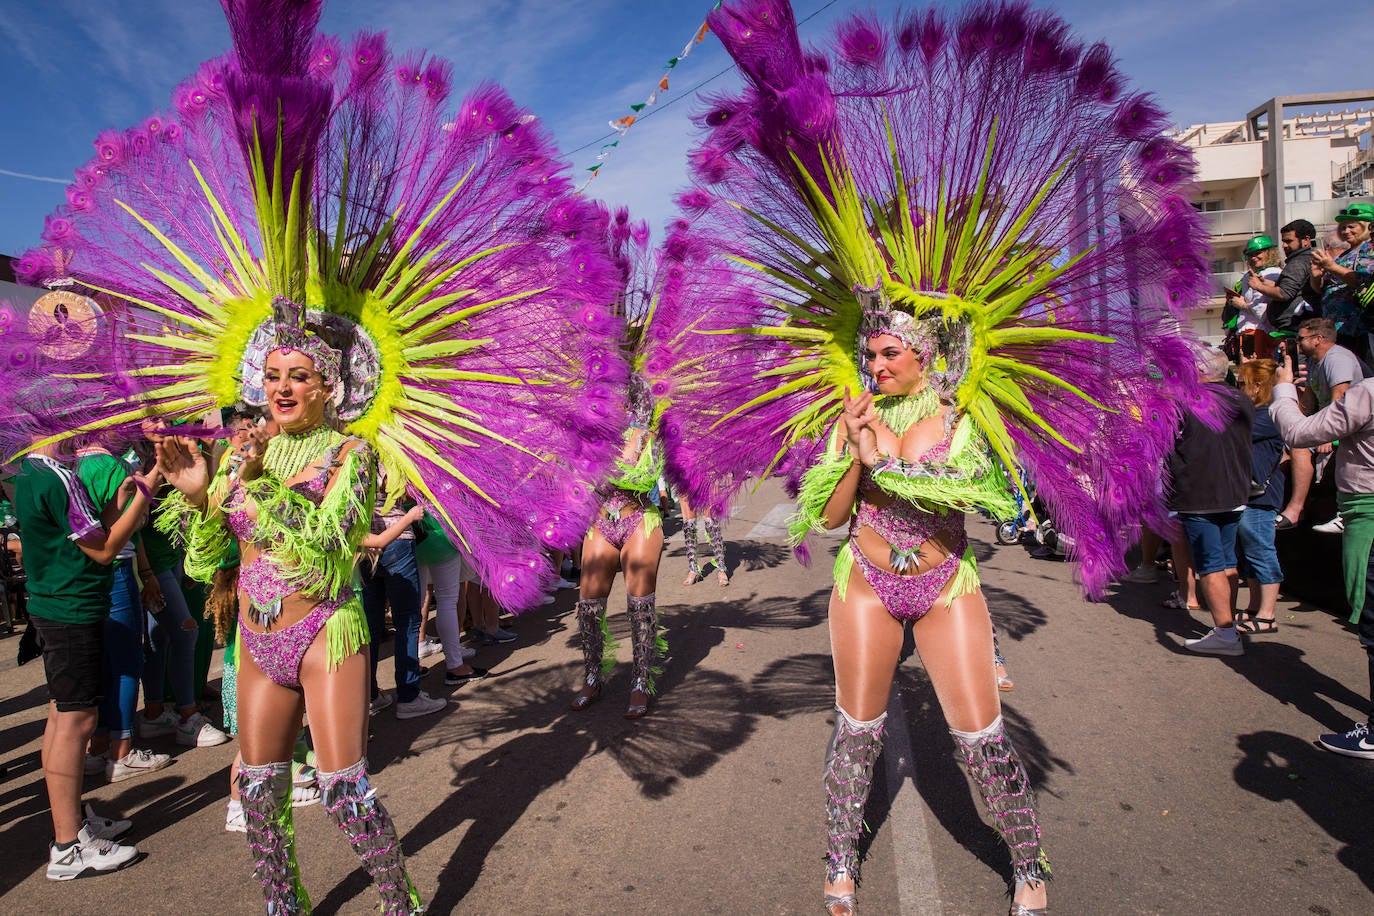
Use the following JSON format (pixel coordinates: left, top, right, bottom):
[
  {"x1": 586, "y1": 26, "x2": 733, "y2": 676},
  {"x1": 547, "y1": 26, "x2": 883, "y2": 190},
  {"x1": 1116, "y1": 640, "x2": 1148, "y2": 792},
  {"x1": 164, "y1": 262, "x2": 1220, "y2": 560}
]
[{"x1": 579, "y1": 14, "x2": 715, "y2": 190}]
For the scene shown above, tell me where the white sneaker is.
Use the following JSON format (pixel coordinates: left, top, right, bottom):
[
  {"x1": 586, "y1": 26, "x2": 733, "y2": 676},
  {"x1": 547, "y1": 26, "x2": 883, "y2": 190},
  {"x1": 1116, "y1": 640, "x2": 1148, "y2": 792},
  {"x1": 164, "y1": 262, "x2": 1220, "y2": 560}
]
[
  {"x1": 369, "y1": 692, "x2": 394, "y2": 717},
  {"x1": 1122, "y1": 565, "x2": 1159, "y2": 584},
  {"x1": 84, "y1": 753, "x2": 106, "y2": 776},
  {"x1": 540, "y1": 595, "x2": 556, "y2": 605},
  {"x1": 418, "y1": 637, "x2": 443, "y2": 659},
  {"x1": 106, "y1": 748, "x2": 172, "y2": 783},
  {"x1": 137, "y1": 709, "x2": 179, "y2": 738},
  {"x1": 177, "y1": 712, "x2": 230, "y2": 747},
  {"x1": 225, "y1": 799, "x2": 246, "y2": 833},
  {"x1": 82, "y1": 803, "x2": 131, "y2": 842},
  {"x1": 291, "y1": 784, "x2": 321, "y2": 807},
  {"x1": 1313, "y1": 516, "x2": 1346, "y2": 534},
  {"x1": 1184, "y1": 627, "x2": 1245, "y2": 657},
  {"x1": 555, "y1": 577, "x2": 578, "y2": 590},
  {"x1": 47, "y1": 825, "x2": 138, "y2": 880},
  {"x1": 395, "y1": 690, "x2": 448, "y2": 720}
]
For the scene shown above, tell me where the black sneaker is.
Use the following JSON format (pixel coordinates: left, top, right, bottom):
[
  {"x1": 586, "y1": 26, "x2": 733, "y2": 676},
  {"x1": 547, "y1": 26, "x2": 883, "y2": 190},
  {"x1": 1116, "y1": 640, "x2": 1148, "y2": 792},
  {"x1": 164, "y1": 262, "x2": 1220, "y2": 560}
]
[
  {"x1": 1317, "y1": 722, "x2": 1374, "y2": 760},
  {"x1": 445, "y1": 666, "x2": 491, "y2": 686}
]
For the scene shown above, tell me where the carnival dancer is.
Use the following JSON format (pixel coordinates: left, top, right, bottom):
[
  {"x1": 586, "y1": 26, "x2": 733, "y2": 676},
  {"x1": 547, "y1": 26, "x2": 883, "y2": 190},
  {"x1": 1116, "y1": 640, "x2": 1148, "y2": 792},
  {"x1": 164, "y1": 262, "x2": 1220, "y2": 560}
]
[
  {"x1": 10, "y1": 2, "x2": 629, "y2": 909},
  {"x1": 647, "y1": 3, "x2": 1217, "y2": 912},
  {"x1": 572, "y1": 374, "x2": 668, "y2": 719},
  {"x1": 679, "y1": 496, "x2": 730, "y2": 587},
  {"x1": 572, "y1": 209, "x2": 668, "y2": 719}
]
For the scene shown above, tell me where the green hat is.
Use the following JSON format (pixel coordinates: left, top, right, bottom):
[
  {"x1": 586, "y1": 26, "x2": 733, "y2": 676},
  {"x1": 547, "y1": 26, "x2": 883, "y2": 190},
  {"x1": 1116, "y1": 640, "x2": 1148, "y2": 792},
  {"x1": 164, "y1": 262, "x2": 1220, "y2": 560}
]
[
  {"x1": 1335, "y1": 202, "x2": 1374, "y2": 223},
  {"x1": 1244, "y1": 235, "x2": 1276, "y2": 256}
]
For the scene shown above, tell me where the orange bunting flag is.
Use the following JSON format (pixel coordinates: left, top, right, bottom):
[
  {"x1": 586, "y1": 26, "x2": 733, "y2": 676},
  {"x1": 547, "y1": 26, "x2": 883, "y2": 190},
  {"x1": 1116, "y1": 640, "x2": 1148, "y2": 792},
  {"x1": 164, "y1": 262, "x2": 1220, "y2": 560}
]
[
  {"x1": 696, "y1": 23, "x2": 710, "y2": 43},
  {"x1": 611, "y1": 115, "x2": 637, "y2": 131},
  {"x1": 658, "y1": 75, "x2": 670, "y2": 92}
]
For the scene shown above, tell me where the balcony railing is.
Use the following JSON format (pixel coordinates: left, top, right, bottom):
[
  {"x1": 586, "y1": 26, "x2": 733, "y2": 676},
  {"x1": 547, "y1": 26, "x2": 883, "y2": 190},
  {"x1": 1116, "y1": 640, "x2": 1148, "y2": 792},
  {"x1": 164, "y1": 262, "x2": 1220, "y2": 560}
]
[
  {"x1": 1202, "y1": 197, "x2": 1374, "y2": 240},
  {"x1": 1201, "y1": 208, "x2": 1264, "y2": 237},
  {"x1": 1287, "y1": 196, "x2": 1374, "y2": 227}
]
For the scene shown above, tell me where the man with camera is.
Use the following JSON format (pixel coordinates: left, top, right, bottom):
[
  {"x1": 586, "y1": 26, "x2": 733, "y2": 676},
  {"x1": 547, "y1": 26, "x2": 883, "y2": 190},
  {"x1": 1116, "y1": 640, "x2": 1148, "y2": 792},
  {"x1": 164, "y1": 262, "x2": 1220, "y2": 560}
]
[{"x1": 1273, "y1": 347, "x2": 1374, "y2": 759}]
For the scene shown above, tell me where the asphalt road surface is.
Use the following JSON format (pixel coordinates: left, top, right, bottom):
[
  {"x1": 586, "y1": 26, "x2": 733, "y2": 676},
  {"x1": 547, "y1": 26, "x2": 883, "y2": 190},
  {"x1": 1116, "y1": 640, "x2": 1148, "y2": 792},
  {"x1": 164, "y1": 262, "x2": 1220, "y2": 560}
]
[{"x1": 1, "y1": 478, "x2": 1371, "y2": 913}]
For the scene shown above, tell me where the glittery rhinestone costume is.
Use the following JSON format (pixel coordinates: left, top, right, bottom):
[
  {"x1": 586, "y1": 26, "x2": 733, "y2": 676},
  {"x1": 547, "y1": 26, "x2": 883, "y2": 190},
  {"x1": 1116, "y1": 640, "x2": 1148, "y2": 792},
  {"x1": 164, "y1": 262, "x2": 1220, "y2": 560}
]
[
  {"x1": 592, "y1": 488, "x2": 656, "y2": 551},
  {"x1": 844, "y1": 421, "x2": 969, "y2": 622},
  {"x1": 238, "y1": 592, "x2": 356, "y2": 688}
]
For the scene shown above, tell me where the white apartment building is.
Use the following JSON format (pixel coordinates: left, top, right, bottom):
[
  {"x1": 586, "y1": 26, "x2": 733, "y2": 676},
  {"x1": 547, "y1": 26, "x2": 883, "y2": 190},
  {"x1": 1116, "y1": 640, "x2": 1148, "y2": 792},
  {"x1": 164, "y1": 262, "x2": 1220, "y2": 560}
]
[{"x1": 1172, "y1": 92, "x2": 1374, "y2": 342}]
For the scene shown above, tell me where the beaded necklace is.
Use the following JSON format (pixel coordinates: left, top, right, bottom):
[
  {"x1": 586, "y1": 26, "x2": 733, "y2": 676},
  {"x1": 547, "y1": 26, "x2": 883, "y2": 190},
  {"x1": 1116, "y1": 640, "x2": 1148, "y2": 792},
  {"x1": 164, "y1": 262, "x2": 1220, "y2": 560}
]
[
  {"x1": 876, "y1": 387, "x2": 941, "y2": 436},
  {"x1": 263, "y1": 424, "x2": 338, "y2": 481}
]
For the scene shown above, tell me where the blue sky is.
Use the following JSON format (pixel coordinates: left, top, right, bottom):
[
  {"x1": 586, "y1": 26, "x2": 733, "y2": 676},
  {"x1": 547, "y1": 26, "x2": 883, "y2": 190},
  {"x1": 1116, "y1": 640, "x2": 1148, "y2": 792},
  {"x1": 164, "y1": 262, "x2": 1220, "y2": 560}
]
[{"x1": 0, "y1": 0, "x2": 1356, "y2": 259}]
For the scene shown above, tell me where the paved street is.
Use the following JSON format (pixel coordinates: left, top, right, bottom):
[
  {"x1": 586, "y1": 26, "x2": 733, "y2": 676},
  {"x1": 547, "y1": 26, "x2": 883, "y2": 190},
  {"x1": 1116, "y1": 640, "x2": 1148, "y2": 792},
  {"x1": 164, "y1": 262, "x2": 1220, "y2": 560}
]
[{"x1": 1, "y1": 478, "x2": 1372, "y2": 913}]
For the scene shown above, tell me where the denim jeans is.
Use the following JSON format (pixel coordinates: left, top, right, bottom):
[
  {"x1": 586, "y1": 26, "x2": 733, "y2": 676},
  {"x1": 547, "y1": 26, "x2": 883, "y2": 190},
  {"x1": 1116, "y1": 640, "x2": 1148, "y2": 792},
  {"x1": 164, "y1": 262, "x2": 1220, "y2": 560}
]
[
  {"x1": 99, "y1": 562, "x2": 143, "y2": 740},
  {"x1": 1236, "y1": 506, "x2": 1283, "y2": 585},
  {"x1": 143, "y1": 562, "x2": 197, "y2": 710},
  {"x1": 1180, "y1": 511, "x2": 1241, "y2": 577},
  {"x1": 361, "y1": 539, "x2": 422, "y2": 703}
]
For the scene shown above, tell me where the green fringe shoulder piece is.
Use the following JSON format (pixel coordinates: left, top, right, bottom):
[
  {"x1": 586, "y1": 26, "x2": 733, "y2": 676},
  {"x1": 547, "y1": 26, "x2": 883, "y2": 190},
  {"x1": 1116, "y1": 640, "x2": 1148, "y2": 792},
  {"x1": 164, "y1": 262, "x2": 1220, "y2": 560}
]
[
  {"x1": 869, "y1": 416, "x2": 1017, "y2": 520},
  {"x1": 244, "y1": 440, "x2": 377, "y2": 600},
  {"x1": 156, "y1": 459, "x2": 235, "y2": 584},
  {"x1": 610, "y1": 430, "x2": 664, "y2": 493},
  {"x1": 789, "y1": 438, "x2": 854, "y2": 545}
]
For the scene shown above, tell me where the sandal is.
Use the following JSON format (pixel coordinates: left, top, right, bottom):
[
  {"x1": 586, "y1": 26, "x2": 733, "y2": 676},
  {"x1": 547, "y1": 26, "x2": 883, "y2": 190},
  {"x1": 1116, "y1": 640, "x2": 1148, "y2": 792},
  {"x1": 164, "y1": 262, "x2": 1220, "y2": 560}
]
[
  {"x1": 824, "y1": 892, "x2": 857, "y2": 915},
  {"x1": 1161, "y1": 591, "x2": 1201, "y2": 611},
  {"x1": 683, "y1": 569, "x2": 703, "y2": 586},
  {"x1": 716, "y1": 569, "x2": 730, "y2": 588},
  {"x1": 1236, "y1": 614, "x2": 1279, "y2": 634}
]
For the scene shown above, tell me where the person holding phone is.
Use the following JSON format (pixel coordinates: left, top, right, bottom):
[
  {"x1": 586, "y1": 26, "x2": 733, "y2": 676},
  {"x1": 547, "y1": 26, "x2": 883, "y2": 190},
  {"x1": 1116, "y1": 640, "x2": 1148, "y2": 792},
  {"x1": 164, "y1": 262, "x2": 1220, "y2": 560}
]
[
  {"x1": 1271, "y1": 344, "x2": 1374, "y2": 759},
  {"x1": 1311, "y1": 203, "x2": 1374, "y2": 361}
]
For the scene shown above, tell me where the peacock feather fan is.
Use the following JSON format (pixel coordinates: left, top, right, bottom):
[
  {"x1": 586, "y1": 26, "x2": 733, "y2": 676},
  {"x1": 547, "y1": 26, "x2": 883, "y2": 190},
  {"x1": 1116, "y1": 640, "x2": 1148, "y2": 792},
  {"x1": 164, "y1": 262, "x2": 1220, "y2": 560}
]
[
  {"x1": 10, "y1": 0, "x2": 630, "y2": 609},
  {"x1": 647, "y1": 0, "x2": 1218, "y2": 597}
]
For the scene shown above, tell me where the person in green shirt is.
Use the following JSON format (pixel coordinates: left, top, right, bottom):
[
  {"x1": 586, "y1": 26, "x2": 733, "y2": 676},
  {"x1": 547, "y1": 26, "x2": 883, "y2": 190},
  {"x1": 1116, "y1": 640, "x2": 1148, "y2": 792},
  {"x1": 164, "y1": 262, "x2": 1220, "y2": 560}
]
[{"x1": 15, "y1": 442, "x2": 159, "y2": 879}]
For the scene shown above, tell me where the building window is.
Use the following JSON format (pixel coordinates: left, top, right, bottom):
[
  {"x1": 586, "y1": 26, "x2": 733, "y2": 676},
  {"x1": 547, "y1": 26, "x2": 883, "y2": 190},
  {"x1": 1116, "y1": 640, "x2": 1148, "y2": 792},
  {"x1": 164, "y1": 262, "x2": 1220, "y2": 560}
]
[
  {"x1": 1192, "y1": 199, "x2": 1223, "y2": 212},
  {"x1": 1284, "y1": 183, "x2": 1314, "y2": 203}
]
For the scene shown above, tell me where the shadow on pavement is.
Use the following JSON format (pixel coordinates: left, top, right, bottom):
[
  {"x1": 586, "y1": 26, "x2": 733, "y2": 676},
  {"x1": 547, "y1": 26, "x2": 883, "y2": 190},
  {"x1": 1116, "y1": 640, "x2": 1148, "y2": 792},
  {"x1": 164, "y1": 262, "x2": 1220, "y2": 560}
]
[
  {"x1": 1233, "y1": 729, "x2": 1374, "y2": 893},
  {"x1": 317, "y1": 587, "x2": 833, "y2": 911},
  {"x1": 888, "y1": 665, "x2": 1074, "y2": 885},
  {"x1": 1104, "y1": 587, "x2": 1369, "y2": 733}
]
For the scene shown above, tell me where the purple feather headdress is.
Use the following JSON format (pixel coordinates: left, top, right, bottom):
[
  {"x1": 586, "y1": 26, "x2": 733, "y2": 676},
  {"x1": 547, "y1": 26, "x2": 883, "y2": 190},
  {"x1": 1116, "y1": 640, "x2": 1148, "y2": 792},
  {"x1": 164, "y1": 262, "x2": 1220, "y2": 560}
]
[
  {"x1": 7, "y1": 0, "x2": 631, "y2": 609},
  {"x1": 647, "y1": 0, "x2": 1217, "y2": 597}
]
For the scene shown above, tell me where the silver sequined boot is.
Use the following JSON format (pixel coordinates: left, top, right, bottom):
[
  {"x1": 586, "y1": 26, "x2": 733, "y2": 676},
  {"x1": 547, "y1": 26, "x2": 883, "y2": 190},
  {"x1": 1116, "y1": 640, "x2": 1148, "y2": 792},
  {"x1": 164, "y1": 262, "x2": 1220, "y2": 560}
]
[
  {"x1": 238, "y1": 761, "x2": 308, "y2": 914},
  {"x1": 317, "y1": 759, "x2": 424, "y2": 915},
  {"x1": 704, "y1": 516, "x2": 728, "y2": 585},
  {"x1": 824, "y1": 706, "x2": 886, "y2": 894},
  {"x1": 682, "y1": 520, "x2": 703, "y2": 584},
  {"x1": 572, "y1": 597, "x2": 612, "y2": 704},
  {"x1": 625, "y1": 593, "x2": 665, "y2": 717},
  {"x1": 950, "y1": 716, "x2": 1050, "y2": 887}
]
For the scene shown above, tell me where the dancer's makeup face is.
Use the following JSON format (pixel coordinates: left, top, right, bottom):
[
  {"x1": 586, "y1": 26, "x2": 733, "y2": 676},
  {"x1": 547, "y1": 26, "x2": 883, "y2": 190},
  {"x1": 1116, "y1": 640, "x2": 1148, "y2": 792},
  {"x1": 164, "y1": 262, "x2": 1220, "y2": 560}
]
[
  {"x1": 865, "y1": 334, "x2": 923, "y2": 396},
  {"x1": 263, "y1": 349, "x2": 330, "y2": 432}
]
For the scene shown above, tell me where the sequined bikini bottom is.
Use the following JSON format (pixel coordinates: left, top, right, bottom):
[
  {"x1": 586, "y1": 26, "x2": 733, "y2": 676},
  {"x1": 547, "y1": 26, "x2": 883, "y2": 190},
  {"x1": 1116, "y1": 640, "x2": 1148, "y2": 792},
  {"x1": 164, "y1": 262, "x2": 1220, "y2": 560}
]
[
  {"x1": 848, "y1": 537, "x2": 968, "y2": 622},
  {"x1": 239, "y1": 591, "x2": 355, "y2": 688},
  {"x1": 593, "y1": 489, "x2": 659, "y2": 551}
]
